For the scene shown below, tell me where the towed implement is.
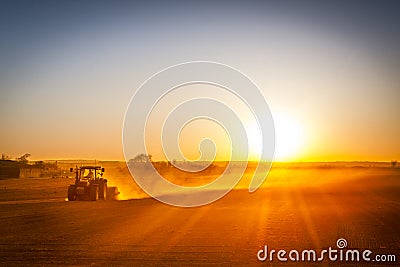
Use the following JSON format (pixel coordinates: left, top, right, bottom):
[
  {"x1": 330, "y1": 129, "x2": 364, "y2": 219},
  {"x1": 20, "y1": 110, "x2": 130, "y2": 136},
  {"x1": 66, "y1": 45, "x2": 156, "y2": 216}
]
[{"x1": 67, "y1": 166, "x2": 119, "y2": 201}]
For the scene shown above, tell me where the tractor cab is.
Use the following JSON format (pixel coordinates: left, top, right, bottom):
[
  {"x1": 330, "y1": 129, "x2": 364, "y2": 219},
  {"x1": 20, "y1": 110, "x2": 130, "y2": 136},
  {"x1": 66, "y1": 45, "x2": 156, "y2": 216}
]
[{"x1": 74, "y1": 166, "x2": 104, "y2": 181}]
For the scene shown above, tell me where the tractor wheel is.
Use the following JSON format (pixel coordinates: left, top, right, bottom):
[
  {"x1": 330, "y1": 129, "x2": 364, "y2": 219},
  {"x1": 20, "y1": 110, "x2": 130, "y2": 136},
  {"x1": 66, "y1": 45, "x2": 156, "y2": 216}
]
[
  {"x1": 98, "y1": 180, "x2": 107, "y2": 200},
  {"x1": 89, "y1": 185, "x2": 99, "y2": 201},
  {"x1": 67, "y1": 185, "x2": 77, "y2": 201}
]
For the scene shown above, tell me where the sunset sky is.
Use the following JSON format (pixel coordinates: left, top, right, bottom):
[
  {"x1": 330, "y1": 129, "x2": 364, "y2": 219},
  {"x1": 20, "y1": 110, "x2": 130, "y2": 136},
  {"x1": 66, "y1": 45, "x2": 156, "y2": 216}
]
[{"x1": 0, "y1": 1, "x2": 399, "y2": 162}]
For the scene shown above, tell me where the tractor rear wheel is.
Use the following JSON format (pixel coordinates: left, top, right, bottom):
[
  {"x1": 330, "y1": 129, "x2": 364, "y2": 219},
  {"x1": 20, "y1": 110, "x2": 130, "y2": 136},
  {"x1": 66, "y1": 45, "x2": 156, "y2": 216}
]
[
  {"x1": 67, "y1": 185, "x2": 77, "y2": 201},
  {"x1": 89, "y1": 185, "x2": 99, "y2": 201}
]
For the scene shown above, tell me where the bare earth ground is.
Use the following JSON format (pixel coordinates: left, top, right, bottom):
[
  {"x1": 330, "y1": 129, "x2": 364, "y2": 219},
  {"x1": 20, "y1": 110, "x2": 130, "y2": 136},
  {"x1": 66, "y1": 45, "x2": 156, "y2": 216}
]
[{"x1": 0, "y1": 166, "x2": 399, "y2": 266}]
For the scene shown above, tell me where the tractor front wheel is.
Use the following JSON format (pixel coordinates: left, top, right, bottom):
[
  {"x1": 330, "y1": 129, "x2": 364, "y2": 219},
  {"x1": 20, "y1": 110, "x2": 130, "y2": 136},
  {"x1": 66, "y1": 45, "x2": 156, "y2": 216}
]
[{"x1": 67, "y1": 185, "x2": 77, "y2": 201}]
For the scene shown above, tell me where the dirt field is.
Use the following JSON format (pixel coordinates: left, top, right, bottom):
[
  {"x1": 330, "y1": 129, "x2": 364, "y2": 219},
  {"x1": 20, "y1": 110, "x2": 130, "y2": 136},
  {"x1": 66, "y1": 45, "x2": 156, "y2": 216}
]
[{"x1": 0, "y1": 165, "x2": 399, "y2": 266}]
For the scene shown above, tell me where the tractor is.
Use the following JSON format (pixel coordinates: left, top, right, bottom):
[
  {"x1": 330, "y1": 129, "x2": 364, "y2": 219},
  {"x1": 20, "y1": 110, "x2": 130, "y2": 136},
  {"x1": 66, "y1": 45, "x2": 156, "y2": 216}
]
[{"x1": 67, "y1": 166, "x2": 119, "y2": 201}]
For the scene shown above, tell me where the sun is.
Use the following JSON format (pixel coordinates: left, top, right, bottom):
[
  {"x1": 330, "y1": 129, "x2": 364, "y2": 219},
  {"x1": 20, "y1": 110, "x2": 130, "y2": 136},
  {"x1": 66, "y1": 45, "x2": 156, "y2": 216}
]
[
  {"x1": 243, "y1": 112, "x2": 305, "y2": 162},
  {"x1": 273, "y1": 113, "x2": 305, "y2": 161}
]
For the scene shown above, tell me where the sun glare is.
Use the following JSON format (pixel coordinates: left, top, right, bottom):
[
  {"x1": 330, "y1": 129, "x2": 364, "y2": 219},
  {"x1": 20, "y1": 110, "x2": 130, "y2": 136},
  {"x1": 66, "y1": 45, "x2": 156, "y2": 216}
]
[{"x1": 273, "y1": 113, "x2": 305, "y2": 161}]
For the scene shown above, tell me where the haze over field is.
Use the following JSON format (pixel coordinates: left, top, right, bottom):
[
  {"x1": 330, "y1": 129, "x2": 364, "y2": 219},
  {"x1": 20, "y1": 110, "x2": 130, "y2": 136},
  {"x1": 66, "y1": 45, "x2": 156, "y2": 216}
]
[{"x1": 0, "y1": 164, "x2": 399, "y2": 266}]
